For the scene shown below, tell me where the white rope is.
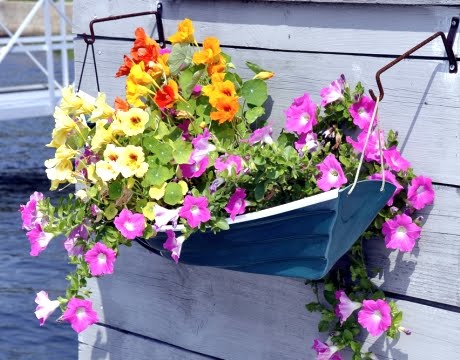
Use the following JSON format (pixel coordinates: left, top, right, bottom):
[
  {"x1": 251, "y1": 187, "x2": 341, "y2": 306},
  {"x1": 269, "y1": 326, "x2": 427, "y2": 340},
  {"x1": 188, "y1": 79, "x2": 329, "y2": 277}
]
[{"x1": 348, "y1": 96, "x2": 385, "y2": 194}]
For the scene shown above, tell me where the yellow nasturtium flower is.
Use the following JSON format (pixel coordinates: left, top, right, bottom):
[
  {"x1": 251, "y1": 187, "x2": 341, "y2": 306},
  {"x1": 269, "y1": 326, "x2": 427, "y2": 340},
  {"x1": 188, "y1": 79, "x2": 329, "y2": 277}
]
[
  {"x1": 91, "y1": 120, "x2": 114, "y2": 152},
  {"x1": 142, "y1": 201, "x2": 156, "y2": 221},
  {"x1": 149, "y1": 183, "x2": 167, "y2": 200},
  {"x1": 89, "y1": 93, "x2": 115, "y2": 122},
  {"x1": 44, "y1": 146, "x2": 78, "y2": 189},
  {"x1": 116, "y1": 145, "x2": 149, "y2": 178},
  {"x1": 192, "y1": 37, "x2": 221, "y2": 65},
  {"x1": 116, "y1": 107, "x2": 149, "y2": 136},
  {"x1": 47, "y1": 107, "x2": 88, "y2": 148},
  {"x1": 168, "y1": 18, "x2": 195, "y2": 44},
  {"x1": 60, "y1": 86, "x2": 94, "y2": 116},
  {"x1": 95, "y1": 160, "x2": 119, "y2": 182}
]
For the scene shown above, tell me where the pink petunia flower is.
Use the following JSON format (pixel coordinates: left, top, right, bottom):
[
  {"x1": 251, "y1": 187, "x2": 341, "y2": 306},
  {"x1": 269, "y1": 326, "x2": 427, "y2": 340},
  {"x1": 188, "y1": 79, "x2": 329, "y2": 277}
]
[
  {"x1": 320, "y1": 75, "x2": 346, "y2": 107},
  {"x1": 346, "y1": 129, "x2": 386, "y2": 163},
  {"x1": 19, "y1": 192, "x2": 45, "y2": 230},
  {"x1": 90, "y1": 204, "x2": 102, "y2": 217},
  {"x1": 35, "y1": 290, "x2": 60, "y2": 326},
  {"x1": 294, "y1": 132, "x2": 318, "y2": 155},
  {"x1": 177, "y1": 119, "x2": 192, "y2": 141},
  {"x1": 311, "y1": 339, "x2": 343, "y2": 360},
  {"x1": 180, "y1": 157, "x2": 209, "y2": 178},
  {"x1": 349, "y1": 95, "x2": 377, "y2": 130},
  {"x1": 284, "y1": 93, "x2": 318, "y2": 135},
  {"x1": 225, "y1": 188, "x2": 247, "y2": 220},
  {"x1": 84, "y1": 242, "x2": 117, "y2": 276},
  {"x1": 64, "y1": 224, "x2": 88, "y2": 256},
  {"x1": 61, "y1": 297, "x2": 99, "y2": 333},
  {"x1": 159, "y1": 47, "x2": 171, "y2": 55},
  {"x1": 382, "y1": 214, "x2": 422, "y2": 252},
  {"x1": 383, "y1": 146, "x2": 411, "y2": 173},
  {"x1": 247, "y1": 124, "x2": 273, "y2": 145},
  {"x1": 154, "y1": 205, "x2": 180, "y2": 230},
  {"x1": 215, "y1": 154, "x2": 243, "y2": 176},
  {"x1": 407, "y1": 176, "x2": 435, "y2": 210},
  {"x1": 192, "y1": 85, "x2": 202, "y2": 96},
  {"x1": 210, "y1": 177, "x2": 225, "y2": 193},
  {"x1": 335, "y1": 290, "x2": 362, "y2": 325},
  {"x1": 114, "y1": 209, "x2": 146, "y2": 240},
  {"x1": 368, "y1": 170, "x2": 403, "y2": 206},
  {"x1": 191, "y1": 129, "x2": 216, "y2": 162},
  {"x1": 316, "y1": 154, "x2": 347, "y2": 192},
  {"x1": 27, "y1": 224, "x2": 53, "y2": 257},
  {"x1": 179, "y1": 195, "x2": 211, "y2": 228},
  {"x1": 163, "y1": 230, "x2": 185, "y2": 263},
  {"x1": 358, "y1": 299, "x2": 392, "y2": 337}
]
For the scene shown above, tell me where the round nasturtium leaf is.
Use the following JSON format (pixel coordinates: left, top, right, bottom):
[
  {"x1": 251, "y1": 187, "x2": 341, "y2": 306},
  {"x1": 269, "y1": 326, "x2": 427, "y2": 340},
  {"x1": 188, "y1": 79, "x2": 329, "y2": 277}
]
[
  {"x1": 149, "y1": 183, "x2": 167, "y2": 200},
  {"x1": 164, "y1": 182, "x2": 184, "y2": 205},
  {"x1": 142, "y1": 202, "x2": 156, "y2": 221}
]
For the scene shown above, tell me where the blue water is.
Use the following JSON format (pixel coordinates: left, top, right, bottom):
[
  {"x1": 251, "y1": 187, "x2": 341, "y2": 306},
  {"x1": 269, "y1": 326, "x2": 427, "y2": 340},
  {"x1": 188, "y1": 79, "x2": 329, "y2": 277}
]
[{"x1": 0, "y1": 54, "x2": 77, "y2": 359}]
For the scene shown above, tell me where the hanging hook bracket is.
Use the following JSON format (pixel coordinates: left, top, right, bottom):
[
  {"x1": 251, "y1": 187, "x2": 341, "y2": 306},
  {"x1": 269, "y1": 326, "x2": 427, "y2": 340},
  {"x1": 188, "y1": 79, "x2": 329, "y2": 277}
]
[
  {"x1": 370, "y1": 17, "x2": 459, "y2": 102},
  {"x1": 82, "y1": 1, "x2": 165, "y2": 48}
]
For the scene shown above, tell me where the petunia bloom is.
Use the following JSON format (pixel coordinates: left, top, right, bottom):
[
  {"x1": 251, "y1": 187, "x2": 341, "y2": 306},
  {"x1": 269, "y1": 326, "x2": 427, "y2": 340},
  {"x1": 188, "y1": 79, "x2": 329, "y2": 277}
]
[
  {"x1": 27, "y1": 224, "x2": 54, "y2": 257},
  {"x1": 368, "y1": 170, "x2": 403, "y2": 206},
  {"x1": 320, "y1": 75, "x2": 346, "y2": 107},
  {"x1": 163, "y1": 230, "x2": 185, "y2": 263},
  {"x1": 35, "y1": 291, "x2": 60, "y2": 326},
  {"x1": 154, "y1": 204, "x2": 180, "y2": 229},
  {"x1": 247, "y1": 124, "x2": 273, "y2": 145},
  {"x1": 294, "y1": 132, "x2": 318, "y2": 155},
  {"x1": 84, "y1": 242, "x2": 117, "y2": 276},
  {"x1": 225, "y1": 188, "x2": 247, "y2": 220},
  {"x1": 383, "y1": 146, "x2": 411, "y2": 173},
  {"x1": 61, "y1": 297, "x2": 99, "y2": 333},
  {"x1": 346, "y1": 129, "x2": 385, "y2": 163},
  {"x1": 349, "y1": 95, "x2": 377, "y2": 130},
  {"x1": 382, "y1": 214, "x2": 422, "y2": 252},
  {"x1": 179, "y1": 195, "x2": 211, "y2": 228},
  {"x1": 311, "y1": 339, "x2": 343, "y2": 360},
  {"x1": 358, "y1": 299, "x2": 392, "y2": 337},
  {"x1": 19, "y1": 192, "x2": 45, "y2": 230},
  {"x1": 180, "y1": 157, "x2": 209, "y2": 178},
  {"x1": 114, "y1": 208, "x2": 146, "y2": 240},
  {"x1": 316, "y1": 154, "x2": 347, "y2": 192},
  {"x1": 215, "y1": 154, "x2": 243, "y2": 176},
  {"x1": 191, "y1": 129, "x2": 216, "y2": 162},
  {"x1": 284, "y1": 93, "x2": 318, "y2": 135},
  {"x1": 64, "y1": 224, "x2": 88, "y2": 256},
  {"x1": 335, "y1": 290, "x2": 362, "y2": 325},
  {"x1": 407, "y1": 176, "x2": 435, "y2": 210}
]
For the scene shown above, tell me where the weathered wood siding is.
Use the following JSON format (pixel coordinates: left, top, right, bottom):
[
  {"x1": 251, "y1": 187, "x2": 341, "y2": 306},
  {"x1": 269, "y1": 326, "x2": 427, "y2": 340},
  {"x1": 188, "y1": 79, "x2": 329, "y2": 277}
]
[{"x1": 74, "y1": 0, "x2": 460, "y2": 359}]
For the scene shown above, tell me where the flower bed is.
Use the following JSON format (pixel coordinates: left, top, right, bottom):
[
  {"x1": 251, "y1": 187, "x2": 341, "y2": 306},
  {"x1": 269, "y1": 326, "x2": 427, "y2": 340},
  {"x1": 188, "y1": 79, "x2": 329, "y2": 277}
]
[{"x1": 19, "y1": 19, "x2": 435, "y2": 359}]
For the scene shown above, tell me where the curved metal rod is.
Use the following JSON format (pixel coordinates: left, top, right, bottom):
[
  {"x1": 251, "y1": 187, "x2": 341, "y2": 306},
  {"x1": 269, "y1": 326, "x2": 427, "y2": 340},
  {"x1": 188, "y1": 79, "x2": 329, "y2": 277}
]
[
  {"x1": 82, "y1": 3, "x2": 165, "y2": 48},
  {"x1": 369, "y1": 30, "x2": 458, "y2": 102}
]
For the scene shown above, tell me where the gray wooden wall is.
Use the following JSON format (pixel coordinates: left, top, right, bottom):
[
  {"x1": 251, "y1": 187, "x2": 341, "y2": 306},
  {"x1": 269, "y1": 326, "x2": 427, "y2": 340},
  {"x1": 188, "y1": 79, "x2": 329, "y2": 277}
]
[{"x1": 73, "y1": 1, "x2": 460, "y2": 359}]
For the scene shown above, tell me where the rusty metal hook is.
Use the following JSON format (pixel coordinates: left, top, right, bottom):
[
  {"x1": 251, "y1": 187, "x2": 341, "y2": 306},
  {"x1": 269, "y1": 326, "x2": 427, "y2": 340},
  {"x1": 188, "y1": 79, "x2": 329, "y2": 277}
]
[
  {"x1": 369, "y1": 17, "x2": 459, "y2": 102},
  {"x1": 82, "y1": 2, "x2": 165, "y2": 48}
]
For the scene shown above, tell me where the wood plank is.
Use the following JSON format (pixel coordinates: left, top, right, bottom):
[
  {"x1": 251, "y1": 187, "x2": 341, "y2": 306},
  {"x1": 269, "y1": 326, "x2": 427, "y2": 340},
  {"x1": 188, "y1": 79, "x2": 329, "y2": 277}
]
[
  {"x1": 74, "y1": 39, "x2": 460, "y2": 185},
  {"x1": 79, "y1": 325, "x2": 213, "y2": 360},
  {"x1": 82, "y1": 243, "x2": 460, "y2": 360},
  {"x1": 72, "y1": 0, "x2": 460, "y2": 57},
  {"x1": 261, "y1": 0, "x2": 460, "y2": 4}
]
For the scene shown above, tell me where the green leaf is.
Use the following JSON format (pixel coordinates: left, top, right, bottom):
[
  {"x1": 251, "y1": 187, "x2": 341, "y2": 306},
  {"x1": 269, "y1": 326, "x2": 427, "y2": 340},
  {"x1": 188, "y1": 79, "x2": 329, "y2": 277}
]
[
  {"x1": 108, "y1": 181, "x2": 123, "y2": 200},
  {"x1": 305, "y1": 302, "x2": 322, "y2": 312},
  {"x1": 164, "y1": 182, "x2": 184, "y2": 205},
  {"x1": 245, "y1": 106, "x2": 265, "y2": 124},
  {"x1": 318, "y1": 320, "x2": 329, "y2": 332},
  {"x1": 142, "y1": 166, "x2": 174, "y2": 187},
  {"x1": 254, "y1": 182, "x2": 266, "y2": 201},
  {"x1": 168, "y1": 43, "x2": 193, "y2": 74},
  {"x1": 246, "y1": 61, "x2": 266, "y2": 74},
  {"x1": 172, "y1": 138, "x2": 193, "y2": 164},
  {"x1": 178, "y1": 69, "x2": 193, "y2": 99},
  {"x1": 344, "y1": 329, "x2": 354, "y2": 341},
  {"x1": 241, "y1": 79, "x2": 268, "y2": 106},
  {"x1": 215, "y1": 219, "x2": 230, "y2": 230},
  {"x1": 104, "y1": 203, "x2": 118, "y2": 220},
  {"x1": 155, "y1": 142, "x2": 174, "y2": 165}
]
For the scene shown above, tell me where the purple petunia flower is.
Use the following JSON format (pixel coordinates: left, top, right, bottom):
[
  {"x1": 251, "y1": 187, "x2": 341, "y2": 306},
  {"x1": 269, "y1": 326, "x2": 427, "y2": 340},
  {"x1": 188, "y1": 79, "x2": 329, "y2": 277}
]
[
  {"x1": 358, "y1": 299, "x2": 392, "y2": 337},
  {"x1": 294, "y1": 132, "x2": 318, "y2": 155},
  {"x1": 19, "y1": 192, "x2": 45, "y2": 230},
  {"x1": 382, "y1": 214, "x2": 422, "y2": 252},
  {"x1": 27, "y1": 224, "x2": 53, "y2": 257},
  {"x1": 320, "y1": 75, "x2": 346, "y2": 107},
  {"x1": 84, "y1": 242, "x2": 117, "y2": 276},
  {"x1": 180, "y1": 157, "x2": 209, "y2": 178},
  {"x1": 154, "y1": 205, "x2": 180, "y2": 230},
  {"x1": 215, "y1": 154, "x2": 243, "y2": 176},
  {"x1": 163, "y1": 230, "x2": 185, "y2": 263},
  {"x1": 246, "y1": 124, "x2": 273, "y2": 145},
  {"x1": 284, "y1": 93, "x2": 318, "y2": 135},
  {"x1": 407, "y1": 176, "x2": 435, "y2": 210},
  {"x1": 368, "y1": 170, "x2": 403, "y2": 206},
  {"x1": 349, "y1": 95, "x2": 377, "y2": 130},
  {"x1": 64, "y1": 224, "x2": 88, "y2": 256},
  {"x1": 346, "y1": 129, "x2": 386, "y2": 163},
  {"x1": 316, "y1": 154, "x2": 347, "y2": 192},
  {"x1": 34, "y1": 290, "x2": 60, "y2": 326},
  {"x1": 61, "y1": 297, "x2": 99, "y2": 333},
  {"x1": 311, "y1": 339, "x2": 343, "y2": 360},
  {"x1": 178, "y1": 195, "x2": 211, "y2": 228},
  {"x1": 191, "y1": 129, "x2": 216, "y2": 162},
  {"x1": 114, "y1": 209, "x2": 146, "y2": 240},
  {"x1": 335, "y1": 290, "x2": 362, "y2": 325},
  {"x1": 383, "y1": 146, "x2": 411, "y2": 173},
  {"x1": 225, "y1": 188, "x2": 247, "y2": 220}
]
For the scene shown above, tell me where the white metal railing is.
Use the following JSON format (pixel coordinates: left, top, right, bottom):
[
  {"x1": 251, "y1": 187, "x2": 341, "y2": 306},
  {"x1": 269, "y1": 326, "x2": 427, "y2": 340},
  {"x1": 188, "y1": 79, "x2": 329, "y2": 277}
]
[{"x1": 0, "y1": 0, "x2": 74, "y2": 112}]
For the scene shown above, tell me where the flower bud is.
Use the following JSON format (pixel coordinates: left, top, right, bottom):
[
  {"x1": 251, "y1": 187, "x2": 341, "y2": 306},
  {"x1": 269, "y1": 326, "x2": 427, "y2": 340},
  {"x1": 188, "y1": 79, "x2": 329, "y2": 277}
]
[{"x1": 253, "y1": 71, "x2": 274, "y2": 80}]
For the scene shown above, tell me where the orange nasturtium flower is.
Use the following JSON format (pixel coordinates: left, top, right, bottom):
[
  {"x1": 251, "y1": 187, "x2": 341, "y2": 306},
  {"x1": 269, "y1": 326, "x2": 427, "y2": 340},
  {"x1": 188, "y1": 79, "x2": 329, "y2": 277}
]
[
  {"x1": 131, "y1": 27, "x2": 160, "y2": 64},
  {"x1": 203, "y1": 80, "x2": 237, "y2": 107},
  {"x1": 168, "y1": 18, "x2": 195, "y2": 44},
  {"x1": 115, "y1": 55, "x2": 134, "y2": 78},
  {"x1": 193, "y1": 37, "x2": 221, "y2": 65},
  {"x1": 154, "y1": 80, "x2": 179, "y2": 109},
  {"x1": 207, "y1": 54, "x2": 226, "y2": 76},
  {"x1": 114, "y1": 97, "x2": 130, "y2": 112},
  {"x1": 210, "y1": 96, "x2": 239, "y2": 124}
]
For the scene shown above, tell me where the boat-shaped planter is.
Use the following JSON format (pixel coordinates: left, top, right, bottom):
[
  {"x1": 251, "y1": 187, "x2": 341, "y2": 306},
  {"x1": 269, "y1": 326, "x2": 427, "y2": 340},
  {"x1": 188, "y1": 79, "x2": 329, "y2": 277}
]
[{"x1": 136, "y1": 180, "x2": 395, "y2": 279}]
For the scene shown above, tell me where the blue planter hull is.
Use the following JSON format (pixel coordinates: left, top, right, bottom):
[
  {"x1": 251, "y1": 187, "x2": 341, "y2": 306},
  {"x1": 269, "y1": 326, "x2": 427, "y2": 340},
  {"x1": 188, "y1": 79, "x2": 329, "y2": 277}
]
[{"x1": 137, "y1": 180, "x2": 395, "y2": 279}]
